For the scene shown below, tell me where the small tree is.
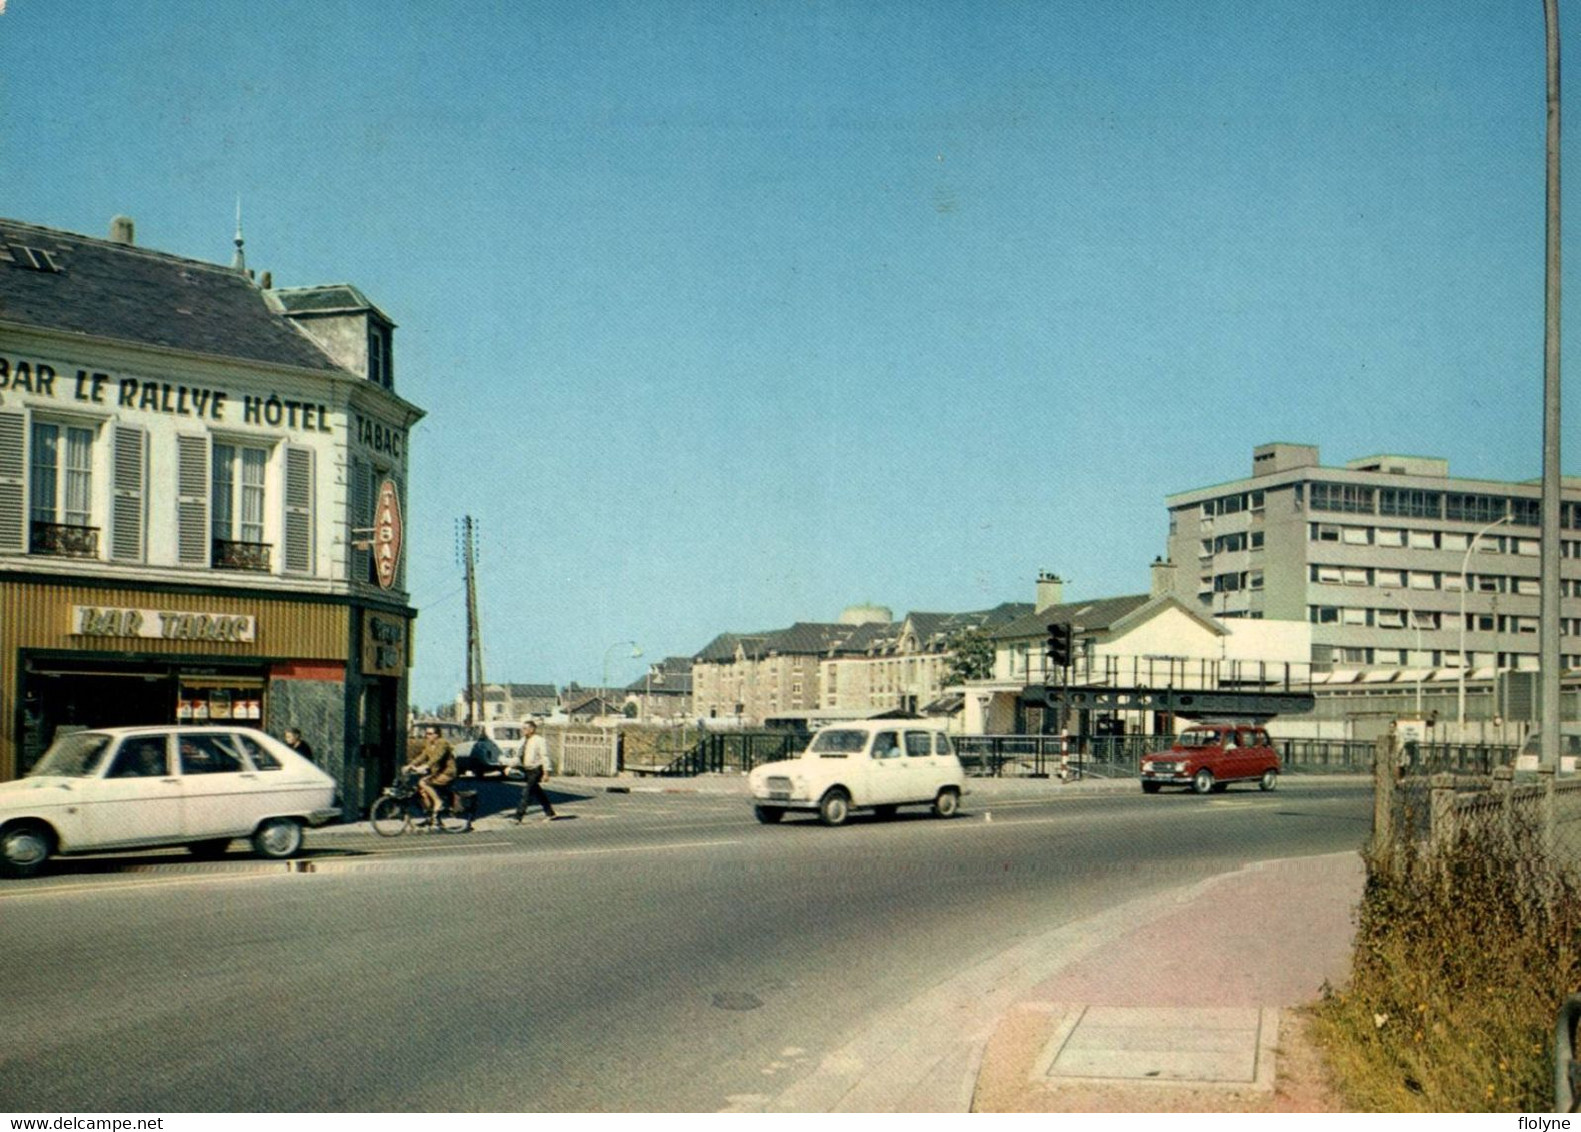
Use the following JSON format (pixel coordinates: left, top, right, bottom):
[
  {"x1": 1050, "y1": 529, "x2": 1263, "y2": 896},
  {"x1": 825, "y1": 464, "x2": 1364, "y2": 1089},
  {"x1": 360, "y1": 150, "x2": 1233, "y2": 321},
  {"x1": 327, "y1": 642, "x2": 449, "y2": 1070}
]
[{"x1": 940, "y1": 626, "x2": 995, "y2": 686}]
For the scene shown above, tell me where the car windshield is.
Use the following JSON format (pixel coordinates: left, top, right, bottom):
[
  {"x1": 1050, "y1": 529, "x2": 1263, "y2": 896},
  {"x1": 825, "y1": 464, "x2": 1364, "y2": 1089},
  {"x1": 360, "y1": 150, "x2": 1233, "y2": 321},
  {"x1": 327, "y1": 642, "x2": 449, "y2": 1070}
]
[
  {"x1": 493, "y1": 727, "x2": 523, "y2": 741},
  {"x1": 30, "y1": 732, "x2": 113, "y2": 777},
  {"x1": 1177, "y1": 730, "x2": 1220, "y2": 748},
  {"x1": 809, "y1": 729, "x2": 867, "y2": 756}
]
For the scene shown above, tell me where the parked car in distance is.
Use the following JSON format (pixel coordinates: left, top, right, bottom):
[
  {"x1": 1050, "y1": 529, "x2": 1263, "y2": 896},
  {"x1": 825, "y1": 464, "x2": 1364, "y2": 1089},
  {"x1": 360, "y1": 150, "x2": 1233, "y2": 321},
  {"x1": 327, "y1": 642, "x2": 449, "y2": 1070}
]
[
  {"x1": 479, "y1": 721, "x2": 527, "y2": 777},
  {"x1": 1514, "y1": 726, "x2": 1581, "y2": 774},
  {"x1": 410, "y1": 719, "x2": 506, "y2": 778},
  {"x1": 1140, "y1": 722, "x2": 1280, "y2": 795},
  {"x1": 747, "y1": 719, "x2": 967, "y2": 826},
  {"x1": 0, "y1": 725, "x2": 339, "y2": 878}
]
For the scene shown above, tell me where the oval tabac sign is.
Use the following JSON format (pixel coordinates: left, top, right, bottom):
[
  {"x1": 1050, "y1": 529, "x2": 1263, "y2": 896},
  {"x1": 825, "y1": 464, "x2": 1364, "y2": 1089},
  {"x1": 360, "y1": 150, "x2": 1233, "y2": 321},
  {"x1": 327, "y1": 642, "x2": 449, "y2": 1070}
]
[{"x1": 375, "y1": 478, "x2": 403, "y2": 590}]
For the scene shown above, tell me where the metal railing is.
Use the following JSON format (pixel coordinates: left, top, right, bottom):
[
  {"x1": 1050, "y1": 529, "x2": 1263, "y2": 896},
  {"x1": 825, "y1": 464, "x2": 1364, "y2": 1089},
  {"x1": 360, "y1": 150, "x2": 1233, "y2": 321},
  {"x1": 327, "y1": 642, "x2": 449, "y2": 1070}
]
[{"x1": 30, "y1": 521, "x2": 98, "y2": 557}]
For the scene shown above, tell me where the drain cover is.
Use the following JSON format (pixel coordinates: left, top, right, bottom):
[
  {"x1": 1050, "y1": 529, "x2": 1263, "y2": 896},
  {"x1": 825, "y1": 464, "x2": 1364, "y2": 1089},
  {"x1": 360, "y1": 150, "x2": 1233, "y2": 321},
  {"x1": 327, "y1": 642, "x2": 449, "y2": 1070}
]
[
  {"x1": 712, "y1": 991, "x2": 763, "y2": 1012},
  {"x1": 1040, "y1": 1006, "x2": 1275, "y2": 1087}
]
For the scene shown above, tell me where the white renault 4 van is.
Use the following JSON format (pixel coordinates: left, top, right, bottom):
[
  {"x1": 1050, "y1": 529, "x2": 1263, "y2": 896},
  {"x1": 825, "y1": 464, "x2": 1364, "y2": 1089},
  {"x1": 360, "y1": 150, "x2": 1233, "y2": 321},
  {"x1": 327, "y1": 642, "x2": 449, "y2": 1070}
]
[{"x1": 747, "y1": 719, "x2": 966, "y2": 826}]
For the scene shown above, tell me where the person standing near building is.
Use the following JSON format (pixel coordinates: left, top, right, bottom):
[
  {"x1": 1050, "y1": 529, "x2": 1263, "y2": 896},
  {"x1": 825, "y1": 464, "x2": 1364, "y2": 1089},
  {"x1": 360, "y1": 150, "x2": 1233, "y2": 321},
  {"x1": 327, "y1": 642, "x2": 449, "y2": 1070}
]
[
  {"x1": 513, "y1": 720, "x2": 558, "y2": 823},
  {"x1": 283, "y1": 727, "x2": 316, "y2": 764}
]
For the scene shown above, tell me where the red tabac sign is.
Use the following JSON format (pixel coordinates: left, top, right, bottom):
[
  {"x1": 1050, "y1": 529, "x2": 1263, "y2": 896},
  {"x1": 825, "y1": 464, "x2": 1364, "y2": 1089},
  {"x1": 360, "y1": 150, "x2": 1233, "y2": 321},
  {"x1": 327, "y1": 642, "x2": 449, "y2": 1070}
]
[{"x1": 374, "y1": 478, "x2": 403, "y2": 590}]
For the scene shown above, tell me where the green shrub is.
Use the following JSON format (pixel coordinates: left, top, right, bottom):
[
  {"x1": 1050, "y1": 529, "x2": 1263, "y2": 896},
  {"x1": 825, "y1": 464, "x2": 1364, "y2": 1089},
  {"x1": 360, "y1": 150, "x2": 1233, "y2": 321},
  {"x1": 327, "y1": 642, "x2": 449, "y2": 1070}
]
[{"x1": 1311, "y1": 817, "x2": 1581, "y2": 1111}]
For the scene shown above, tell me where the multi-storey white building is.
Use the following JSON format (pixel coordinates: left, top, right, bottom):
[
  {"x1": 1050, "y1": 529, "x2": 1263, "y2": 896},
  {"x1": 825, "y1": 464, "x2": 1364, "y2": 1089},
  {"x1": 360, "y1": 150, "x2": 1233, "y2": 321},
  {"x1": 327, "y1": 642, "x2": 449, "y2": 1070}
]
[
  {"x1": 1163, "y1": 443, "x2": 1581, "y2": 719},
  {"x1": 0, "y1": 216, "x2": 423, "y2": 809}
]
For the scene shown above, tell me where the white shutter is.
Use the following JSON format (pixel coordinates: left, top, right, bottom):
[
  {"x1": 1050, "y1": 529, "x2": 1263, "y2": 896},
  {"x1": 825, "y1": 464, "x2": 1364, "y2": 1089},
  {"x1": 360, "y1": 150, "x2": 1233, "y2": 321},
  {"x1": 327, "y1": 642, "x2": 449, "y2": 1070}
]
[
  {"x1": 349, "y1": 457, "x2": 371, "y2": 583},
  {"x1": 176, "y1": 434, "x2": 209, "y2": 566},
  {"x1": 110, "y1": 425, "x2": 146, "y2": 562},
  {"x1": 0, "y1": 410, "x2": 24, "y2": 553},
  {"x1": 282, "y1": 445, "x2": 314, "y2": 574}
]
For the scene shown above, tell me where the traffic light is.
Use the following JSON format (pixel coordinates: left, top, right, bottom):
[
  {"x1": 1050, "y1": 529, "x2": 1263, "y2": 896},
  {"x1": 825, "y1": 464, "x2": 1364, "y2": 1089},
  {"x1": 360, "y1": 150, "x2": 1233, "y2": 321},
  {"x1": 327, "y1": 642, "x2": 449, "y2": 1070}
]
[{"x1": 1046, "y1": 621, "x2": 1073, "y2": 669}]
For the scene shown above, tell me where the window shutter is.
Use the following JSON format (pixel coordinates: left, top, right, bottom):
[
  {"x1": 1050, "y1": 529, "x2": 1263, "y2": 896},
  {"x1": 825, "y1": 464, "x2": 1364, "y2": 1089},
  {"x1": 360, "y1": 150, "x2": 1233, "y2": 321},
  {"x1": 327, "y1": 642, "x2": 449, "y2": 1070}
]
[
  {"x1": 349, "y1": 457, "x2": 371, "y2": 583},
  {"x1": 282, "y1": 445, "x2": 314, "y2": 574},
  {"x1": 110, "y1": 425, "x2": 146, "y2": 562},
  {"x1": 0, "y1": 410, "x2": 24, "y2": 553},
  {"x1": 176, "y1": 434, "x2": 209, "y2": 565}
]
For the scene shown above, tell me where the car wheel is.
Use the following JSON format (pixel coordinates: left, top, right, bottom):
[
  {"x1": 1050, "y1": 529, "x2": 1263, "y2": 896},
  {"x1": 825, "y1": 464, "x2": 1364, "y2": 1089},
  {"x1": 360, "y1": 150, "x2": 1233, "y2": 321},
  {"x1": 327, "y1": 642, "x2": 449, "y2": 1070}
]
[
  {"x1": 873, "y1": 804, "x2": 898, "y2": 820},
  {"x1": 1141, "y1": 781, "x2": 1161, "y2": 794},
  {"x1": 0, "y1": 822, "x2": 51, "y2": 879},
  {"x1": 818, "y1": 789, "x2": 851, "y2": 827},
  {"x1": 187, "y1": 838, "x2": 232, "y2": 858},
  {"x1": 754, "y1": 805, "x2": 785, "y2": 824},
  {"x1": 251, "y1": 817, "x2": 303, "y2": 859},
  {"x1": 932, "y1": 788, "x2": 960, "y2": 818},
  {"x1": 1191, "y1": 769, "x2": 1215, "y2": 795},
  {"x1": 1259, "y1": 769, "x2": 1278, "y2": 792}
]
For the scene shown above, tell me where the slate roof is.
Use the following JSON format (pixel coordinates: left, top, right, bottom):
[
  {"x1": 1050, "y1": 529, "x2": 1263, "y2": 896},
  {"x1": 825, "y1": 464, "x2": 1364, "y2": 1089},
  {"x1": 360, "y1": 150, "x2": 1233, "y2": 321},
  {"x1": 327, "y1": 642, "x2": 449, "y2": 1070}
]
[
  {"x1": 991, "y1": 593, "x2": 1155, "y2": 641},
  {"x1": 0, "y1": 217, "x2": 346, "y2": 374},
  {"x1": 623, "y1": 657, "x2": 695, "y2": 694}
]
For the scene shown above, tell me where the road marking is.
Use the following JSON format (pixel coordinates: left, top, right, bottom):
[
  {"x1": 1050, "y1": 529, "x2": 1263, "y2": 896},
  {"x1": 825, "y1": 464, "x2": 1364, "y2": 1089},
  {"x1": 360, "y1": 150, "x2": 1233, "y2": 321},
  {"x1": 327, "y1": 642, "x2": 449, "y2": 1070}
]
[
  {"x1": 544, "y1": 839, "x2": 744, "y2": 858},
  {"x1": 1, "y1": 869, "x2": 295, "y2": 901}
]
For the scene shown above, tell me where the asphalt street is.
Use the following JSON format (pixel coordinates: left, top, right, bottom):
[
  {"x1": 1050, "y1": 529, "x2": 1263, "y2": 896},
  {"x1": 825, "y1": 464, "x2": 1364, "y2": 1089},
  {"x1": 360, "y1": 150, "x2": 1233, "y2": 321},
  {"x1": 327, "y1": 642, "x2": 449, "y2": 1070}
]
[{"x1": 0, "y1": 777, "x2": 1372, "y2": 1112}]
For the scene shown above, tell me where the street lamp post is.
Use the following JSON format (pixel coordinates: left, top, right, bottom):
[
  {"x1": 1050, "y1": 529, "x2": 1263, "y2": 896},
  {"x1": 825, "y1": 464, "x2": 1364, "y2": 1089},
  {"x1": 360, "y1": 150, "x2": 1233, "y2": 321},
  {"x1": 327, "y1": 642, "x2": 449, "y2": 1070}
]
[
  {"x1": 1458, "y1": 515, "x2": 1514, "y2": 727},
  {"x1": 603, "y1": 640, "x2": 643, "y2": 695},
  {"x1": 1384, "y1": 589, "x2": 1425, "y2": 717}
]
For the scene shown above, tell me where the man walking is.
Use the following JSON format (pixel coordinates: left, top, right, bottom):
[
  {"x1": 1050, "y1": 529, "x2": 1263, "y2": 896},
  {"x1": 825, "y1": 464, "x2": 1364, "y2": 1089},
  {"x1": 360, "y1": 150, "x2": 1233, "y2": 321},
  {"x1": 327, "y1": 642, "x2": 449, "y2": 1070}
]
[{"x1": 513, "y1": 720, "x2": 558, "y2": 823}]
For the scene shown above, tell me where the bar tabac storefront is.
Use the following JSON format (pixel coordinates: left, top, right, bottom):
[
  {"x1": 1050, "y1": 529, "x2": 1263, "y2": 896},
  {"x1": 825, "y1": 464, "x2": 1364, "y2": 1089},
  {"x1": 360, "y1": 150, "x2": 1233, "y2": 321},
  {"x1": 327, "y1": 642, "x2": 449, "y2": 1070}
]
[{"x1": 0, "y1": 579, "x2": 413, "y2": 812}]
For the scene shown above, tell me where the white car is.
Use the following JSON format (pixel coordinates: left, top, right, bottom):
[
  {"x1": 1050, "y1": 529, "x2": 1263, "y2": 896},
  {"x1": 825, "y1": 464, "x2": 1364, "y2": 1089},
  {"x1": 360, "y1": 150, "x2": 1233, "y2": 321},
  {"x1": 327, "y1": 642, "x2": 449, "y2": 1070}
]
[
  {"x1": 747, "y1": 720, "x2": 967, "y2": 826},
  {"x1": 0, "y1": 726, "x2": 340, "y2": 878}
]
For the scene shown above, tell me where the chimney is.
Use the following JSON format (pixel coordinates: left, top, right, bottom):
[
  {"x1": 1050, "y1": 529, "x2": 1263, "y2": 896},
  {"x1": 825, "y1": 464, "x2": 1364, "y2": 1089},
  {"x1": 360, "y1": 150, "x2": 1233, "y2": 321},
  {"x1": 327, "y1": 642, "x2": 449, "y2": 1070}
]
[
  {"x1": 1150, "y1": 556, "x2": 1178, "y2": 598},
  {"x1": 109, "y1": 216, "x2": 135, "y2": 245},
  {"x1": 260, "y1": 271, "x2": 273, "y2": 289},
  {"x1": 1035, "y1": 571, "x2": 1064, "y2": 614}
]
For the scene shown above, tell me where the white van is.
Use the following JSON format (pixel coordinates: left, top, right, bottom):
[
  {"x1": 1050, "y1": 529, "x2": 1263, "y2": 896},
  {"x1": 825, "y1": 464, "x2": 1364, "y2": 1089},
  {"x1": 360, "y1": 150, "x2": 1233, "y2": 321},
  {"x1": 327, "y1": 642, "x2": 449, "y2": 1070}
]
[
  {"x1": 1514, "y1": 726, "x2": 1581, "y2": 773},
  {"x1": 746, "y1": 719, "x2": 966, "y2": 826}
]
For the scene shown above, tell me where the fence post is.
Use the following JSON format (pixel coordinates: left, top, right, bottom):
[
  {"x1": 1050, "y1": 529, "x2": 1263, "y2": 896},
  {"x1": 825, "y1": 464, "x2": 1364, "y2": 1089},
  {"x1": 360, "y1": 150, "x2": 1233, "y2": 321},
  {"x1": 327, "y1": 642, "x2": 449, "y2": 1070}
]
[
  {"x1": 1372, "y1": 736, "x2": 1395, "y2": 872},
  {"x1": 1429, "y1": 773, "x2": 1457, "y2": 857},
  {"x1": 1493, "y1": 763, "x2": 1515, "y2": 854}
]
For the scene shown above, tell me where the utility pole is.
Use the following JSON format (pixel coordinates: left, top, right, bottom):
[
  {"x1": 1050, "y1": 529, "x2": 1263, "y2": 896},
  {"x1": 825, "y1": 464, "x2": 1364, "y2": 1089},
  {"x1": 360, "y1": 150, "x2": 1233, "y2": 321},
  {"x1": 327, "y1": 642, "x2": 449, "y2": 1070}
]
[
  {"x1": 459, "y1": 516, "x2": 486, "y2": 729},
  {"x1": 1541, "y1": 0, "x2": 1562, "y2": 773}
]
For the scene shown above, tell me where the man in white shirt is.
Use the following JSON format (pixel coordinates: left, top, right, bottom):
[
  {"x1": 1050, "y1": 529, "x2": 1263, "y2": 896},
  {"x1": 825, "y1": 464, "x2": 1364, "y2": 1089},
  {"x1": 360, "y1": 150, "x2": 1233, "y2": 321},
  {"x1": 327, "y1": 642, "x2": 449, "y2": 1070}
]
[{"x1": 512, "y1": 720, "x2": 559, "y2": 823}]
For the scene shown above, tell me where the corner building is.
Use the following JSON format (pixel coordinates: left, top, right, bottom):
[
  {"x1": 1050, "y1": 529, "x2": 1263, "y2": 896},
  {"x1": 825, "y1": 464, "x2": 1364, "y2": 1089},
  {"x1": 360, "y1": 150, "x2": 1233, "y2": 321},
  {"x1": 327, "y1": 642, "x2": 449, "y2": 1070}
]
[{"x1": 0, "y1": 216, "x2": 423, "y2": 812}]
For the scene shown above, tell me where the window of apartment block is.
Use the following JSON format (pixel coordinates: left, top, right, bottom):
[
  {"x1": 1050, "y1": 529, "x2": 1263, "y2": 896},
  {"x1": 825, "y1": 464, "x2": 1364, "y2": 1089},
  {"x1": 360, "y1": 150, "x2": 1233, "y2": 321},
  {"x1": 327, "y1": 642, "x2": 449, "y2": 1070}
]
[
  {"x1": 1250, "y1": 530, "x2": 1264, "y2": 549},
  {"x1": 1375, "y1": 528, "x2": 1406, "y2": 547},
  {"x1": 1517, "y1": 577, "x2": 1541, "y2": 596},
  {"x1": 1342, "y1": 526, "x2": 1372, "y2": 546},
  {"x1": 1199, "y1": 539, "x2": 1213, "y2": 558},
  {"x1": 1342, "y1": 607, "x2": 1368, "y2": 626},
  {"x1": 1249, "y1": 569, "x2": 1264, "y2": 589},
  {"x1": 1375, "y1": 568, "x2": 1406, "y2": 588},
  {"x1": 1311, "y1": 482, "x2": 1375, "y2": 514},
  {"x1": 1408, "y1": 529, "x2": 1437, "y2": 549},
  {"x1": 1339, "y1": 647, "x2": 1370, "y2": 664},
  {"x1": 1219, "y1": 493, "x2": 1245, "y2": 515},
  {"x1": 1510, "y1": 497, "x2": 1541, "y2": 527},
  {"x1": 1471, "y1": 614, "x2": 1495, "y2": 631},
  {"x1": 1342, "y1": 567, "x2": 1370, "y2": 586},
  {"x1": 1409, "y1": 571, "x2": 1436, "y2": 589},
  {"x1": 1514, "y1": 538, "x2": 1540, "y2": 557},
  {"x1": 1446, "y1": 493, "x2": 1506, "y2": 524},
  {"x1": 1379, "y1": 488, "x2": 1442, "y2": 518},
  {"x1": 1312, "y1": 523, "x2": 1341, "y2": 542},
  {"x1": 1440, "y1": 531, "x2": 1469, "y2": 553},
  {"x1": 1376, "y1": 609, "x2": 1406, "y2": 629},
  {"x1": 1443, "y1": 573, "x2": 1465, "y2": 592},
  {"x1": 1309, "y1": 606, "x2": 1340, "y2": 624},
  {"x1": 1409, "y1": 610, "x2": 1440, "y2": 631},
  {"x1": 1565, "y1": 502, "x2": 1581, "y2": 530},
  {"x1": 1250, "y1": 490, "x2": 1265, "y2": 510},
  {"x1": 28, "y1": 420, "x2": 95, "y2": 556}
]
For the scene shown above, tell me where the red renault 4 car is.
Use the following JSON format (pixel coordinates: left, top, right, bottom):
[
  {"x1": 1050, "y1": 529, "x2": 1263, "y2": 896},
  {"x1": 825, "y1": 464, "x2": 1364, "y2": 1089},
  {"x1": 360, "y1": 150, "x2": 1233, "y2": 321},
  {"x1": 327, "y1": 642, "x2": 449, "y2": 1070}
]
[{"x1": 1140, "y1": 722, "x2": 1280, "y2": 795}]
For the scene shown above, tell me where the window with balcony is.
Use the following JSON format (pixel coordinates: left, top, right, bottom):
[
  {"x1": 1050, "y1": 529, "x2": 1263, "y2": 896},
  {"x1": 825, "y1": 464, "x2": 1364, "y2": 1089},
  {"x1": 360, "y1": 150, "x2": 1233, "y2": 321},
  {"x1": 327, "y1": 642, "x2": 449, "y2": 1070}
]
[
  {"x1": 212, "y1": 443, "x2": 270, "y2": 571},
  {"x1": 29, "y1": 421, "x2": 97, "y2": 557}
]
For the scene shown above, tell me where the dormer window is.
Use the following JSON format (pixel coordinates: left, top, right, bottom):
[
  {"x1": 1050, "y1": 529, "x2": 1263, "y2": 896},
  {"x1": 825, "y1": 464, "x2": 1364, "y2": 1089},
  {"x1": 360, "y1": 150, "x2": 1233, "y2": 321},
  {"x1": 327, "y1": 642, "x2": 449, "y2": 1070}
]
[
  {"x1": 10, "y1": 245, "x2": 60, "y2": 273},
  {"x1": 368, "y1": 324, "x2": 392, "y2": 390}
]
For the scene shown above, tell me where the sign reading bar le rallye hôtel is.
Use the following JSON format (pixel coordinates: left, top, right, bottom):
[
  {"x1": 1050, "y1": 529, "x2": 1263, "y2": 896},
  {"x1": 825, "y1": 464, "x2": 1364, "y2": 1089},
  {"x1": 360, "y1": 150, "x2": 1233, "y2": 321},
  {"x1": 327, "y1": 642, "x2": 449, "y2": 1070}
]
[{"x1": 71, "y1": 605, "x2": 257, "y2": 643}]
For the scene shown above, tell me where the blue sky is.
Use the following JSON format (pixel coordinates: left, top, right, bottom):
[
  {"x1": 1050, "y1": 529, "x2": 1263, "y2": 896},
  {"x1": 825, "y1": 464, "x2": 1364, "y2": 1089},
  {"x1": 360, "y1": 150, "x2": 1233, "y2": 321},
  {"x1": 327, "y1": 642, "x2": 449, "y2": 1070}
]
[{"x1": 0, "y1": 1, "x2": 1569, "y2": 707}]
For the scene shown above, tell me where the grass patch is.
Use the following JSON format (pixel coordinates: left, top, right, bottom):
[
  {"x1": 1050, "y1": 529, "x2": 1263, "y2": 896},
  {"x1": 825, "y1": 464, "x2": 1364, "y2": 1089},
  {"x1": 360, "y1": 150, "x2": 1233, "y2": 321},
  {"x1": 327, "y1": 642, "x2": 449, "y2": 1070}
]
[{"x1": 1311, "y1": 817, "x2": 1581, "y2": 1111}]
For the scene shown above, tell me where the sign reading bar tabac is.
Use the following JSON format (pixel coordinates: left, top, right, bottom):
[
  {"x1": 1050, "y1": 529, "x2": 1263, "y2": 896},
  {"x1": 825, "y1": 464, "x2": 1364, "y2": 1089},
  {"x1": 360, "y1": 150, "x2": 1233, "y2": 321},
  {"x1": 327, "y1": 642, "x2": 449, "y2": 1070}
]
[
  {"x1": 375, "y1": 478, "x2": 403, "y2": 590},
  {"x1": 71, "y1": 605, "x2": 257, "y2": 643}
]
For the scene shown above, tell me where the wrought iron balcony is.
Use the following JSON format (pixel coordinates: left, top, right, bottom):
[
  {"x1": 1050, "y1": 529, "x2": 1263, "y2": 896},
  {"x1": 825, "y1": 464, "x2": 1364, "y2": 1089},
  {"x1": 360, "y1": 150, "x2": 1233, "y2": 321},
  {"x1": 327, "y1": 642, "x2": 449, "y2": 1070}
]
[
  {"x1": 30, "y1": 521, "x2": 99, "y2": 558},
  {"x1": 213, "y1": 538, "x2": 272, "y2": 572}
]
